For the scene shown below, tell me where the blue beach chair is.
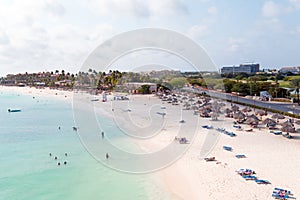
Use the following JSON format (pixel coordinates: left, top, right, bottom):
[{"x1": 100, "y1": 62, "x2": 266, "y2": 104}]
[
  {"x1": 223, "y1": 146, "x2": 232, "y2": 151},
  {"x1": 235, "y1": 154, "x2": 246, "y2": 158},
  {"x1": 255, "y1": 179, "x2": 271, "y2": 184},
  {"x1": 242, "y1": 175, "x2": 257, "y2": 180}
]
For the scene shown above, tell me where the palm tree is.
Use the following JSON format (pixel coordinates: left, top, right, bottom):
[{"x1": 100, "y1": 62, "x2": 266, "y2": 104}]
[{"x1": 291, "y1": 78, "x2": 300, "y2": 105}]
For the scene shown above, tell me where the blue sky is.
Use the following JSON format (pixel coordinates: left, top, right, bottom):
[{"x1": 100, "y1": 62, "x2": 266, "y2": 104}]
[{"x1": 0, "y1": 0, "x2": 300, "y2": 76}]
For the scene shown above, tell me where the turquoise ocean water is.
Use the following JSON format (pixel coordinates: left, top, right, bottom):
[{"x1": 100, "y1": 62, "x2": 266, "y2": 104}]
[{"x1": 0, "y1": 91, "x2": 168, "y2": 200}]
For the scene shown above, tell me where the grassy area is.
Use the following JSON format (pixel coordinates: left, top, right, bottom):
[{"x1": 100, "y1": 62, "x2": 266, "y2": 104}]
[{"x1": 278, "y1": 81, "x2": 292, "y2": 88}]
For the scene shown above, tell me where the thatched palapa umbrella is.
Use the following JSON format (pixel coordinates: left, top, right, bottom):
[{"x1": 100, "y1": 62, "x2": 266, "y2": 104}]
[
  {"x1": 211, "y1": 112, "x2": 220, "y2": 121},
  {"x1": 246, "y1": 117, "x2": 259, "y2": 126},
  {"x1": 256, "y1": 110, "x2": 266, "y2": 116},
  {"x1": 231, "y1": 105, "x2": 239, "y2": 112},
  {"x1": 224, "y1": 108, "x2": 232, "y2": 114},
  {"x1": 262, "y1": 118, "x2": 276, "y2": 125},
  {"x1": 233, "y1": 111, "x2": 246, "y2": 121},
  {"x1": 271, "y1": 113, "x2": 285, "y2": 120},
  {"x1": 247, "y1": 114, "x2": 260, "y2": 121},
  {"x1": 281, "y1": 125, "x2": 296, "y2": 133},
  {"x1": 280, "y1": 120, "x2": 294, "y2": 127}
]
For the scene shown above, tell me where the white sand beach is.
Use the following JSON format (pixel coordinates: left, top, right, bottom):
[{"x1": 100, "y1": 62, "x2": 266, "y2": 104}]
[
  {"x1": 91, "y1": 93, "x2": 300, "y2": 200},
  {"x1": 2, "y1": 86, "x2": 300, "y2": 200}
]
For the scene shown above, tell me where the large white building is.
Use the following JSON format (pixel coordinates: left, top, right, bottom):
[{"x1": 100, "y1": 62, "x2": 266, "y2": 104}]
[{"x1": 221, "y1": 63, "x2": 260, "y2": 74}]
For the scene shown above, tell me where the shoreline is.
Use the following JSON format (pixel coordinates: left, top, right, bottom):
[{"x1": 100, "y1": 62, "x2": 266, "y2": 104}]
[{"x1": 1, "y1": 85, "x2": 300, "y2": 199}]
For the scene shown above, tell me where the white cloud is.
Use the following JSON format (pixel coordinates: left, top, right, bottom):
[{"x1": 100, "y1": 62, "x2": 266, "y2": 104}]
[
  {"x1": 44, "y1": 0, "x2": 66, "y2": 17},
  {"x1": 187, "y1": 25, "x2": 209, "y2": 41},
  {"x1": 262, "y1": 1, "x2": 282, "y2": 18},
  {"x1": 289, "y1": 26, "x2": 300, "y2": 34},
  {"x1": 208, "y1": 6, "x2": 217, "y2": 15},
  {"x1": 227, "y1": 37, "x2": 245, "y2": 53},
  {"x1": 0, "y1": 29, "x2": 10, "y2": 45},
  {"x1": 0, "y1": 0, "x2": 118, "y2": 76},
  {"x1": 87, "y1": 0, "x2": 150, "y2": 18},
  {"x1": 87, "y1": 0, "x2": 188, "y2": 19},
  {"x1": 148, "y1": 0, "x2": 188, "y2": 18},
  {"x1": 289, "y1": 0, "x2": 300, "y2": 9},
  {"x1": 262, "y1": 1, "x2": 294, "y2": 18}
]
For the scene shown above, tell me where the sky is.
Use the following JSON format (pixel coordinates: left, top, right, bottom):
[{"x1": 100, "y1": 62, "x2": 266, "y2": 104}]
[{"x1": 0, "y1": 0, "x2": 300, "y2": 76}]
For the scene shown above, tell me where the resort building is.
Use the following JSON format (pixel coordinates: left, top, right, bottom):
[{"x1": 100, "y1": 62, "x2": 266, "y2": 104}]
[
  {"x1": 279, "y1": 66, "x2": 300, "y2": 74},
  {"x1": 221, "y1": 63, "x2": 260, "y2": 74},
  {"x1": 125, "y1": 82, "x2": 157, "y2": 94}
]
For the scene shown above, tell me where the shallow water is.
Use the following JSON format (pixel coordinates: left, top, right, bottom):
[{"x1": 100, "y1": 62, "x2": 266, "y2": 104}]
[{"x1": 0, "y1": 91, "x2": 168, "y2": 200}]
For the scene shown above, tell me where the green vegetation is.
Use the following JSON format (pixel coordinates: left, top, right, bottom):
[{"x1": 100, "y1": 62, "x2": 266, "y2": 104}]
[
  {"x1": 1, "y1": 69, "x2": 300, "y2": 101},
  {"x1": 138, "y1": 85, "x2": 151, "y2": 94}
]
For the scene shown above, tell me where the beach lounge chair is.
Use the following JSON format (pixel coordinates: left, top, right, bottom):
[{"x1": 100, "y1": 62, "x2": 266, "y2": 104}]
[
  {"x1": 227, "y1": 132, "x2": 236, "y2": 137},
  {"x1": 233, "y1": 124, "x2": 241, "y2": 129},
  {"x1": 235, "y1": 154, "x2": 246, "y2": 158},
  {"x1": 204, "y1": 157, "x2": 216, "y2": 162},
  {"x1": 274, "y1": 188, "x2": 292, "y2": 195},
  {"x1": 216, "y1": 128, "x2": 225, "y2": 132},
  {"x1": 273, "y1": 131, "x2": 282, "y2": 135},
  {"x1": 282, "y1": 134, "x2": 293, "y2": 139},
  {"x1": 223, "y1": 146, "x2": 232, "y2": 151},
  {"x1": 272, "y1": 193, "x2": 290, "y2": 199},
  {"x1": 202, "y1": 125, "x2": 213, "y2": 129},
  {"x1": 242, "y1": 175, "x2": 257, "y2": 180},
  {"x1": 255, "y1": 179, "x2": 271, "y2": 184},
  {"x1": 236, "y1": 169, "x2": 254, "y2": 176},
  {"x1": 179, "y1": 137, "x2": 189, "y2": 144}
]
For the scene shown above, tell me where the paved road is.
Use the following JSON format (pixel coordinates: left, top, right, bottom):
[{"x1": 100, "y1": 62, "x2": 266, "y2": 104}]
[{"x1": 183, "y1": 87, "x2": 300, "y2": 115}]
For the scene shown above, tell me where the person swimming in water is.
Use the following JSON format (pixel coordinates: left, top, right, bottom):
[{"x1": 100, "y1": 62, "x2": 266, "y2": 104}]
[{"x1": 106, "y1": 153, "x2": 110, "y2": 159}]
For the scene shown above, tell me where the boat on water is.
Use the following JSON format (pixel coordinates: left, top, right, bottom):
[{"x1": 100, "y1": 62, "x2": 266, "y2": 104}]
[{"x1": 8, "y1": 109, "x2": 21, "y2": 112}]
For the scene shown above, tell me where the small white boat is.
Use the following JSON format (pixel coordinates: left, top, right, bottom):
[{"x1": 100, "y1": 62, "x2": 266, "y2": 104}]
[{"x1": 8, "y1": 109, "x2": 21, "y2": 113}]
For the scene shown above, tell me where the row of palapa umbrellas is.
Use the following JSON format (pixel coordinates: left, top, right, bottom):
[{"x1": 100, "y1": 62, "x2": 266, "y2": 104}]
[
  {"x1": 158, "y1": 93, "x2": 299, "y2": 133},
  {"x1": 159, "y1": 93, "x2": 214, "y2": 111},
  {"x1": 225, "y1": 105, "x2": 299, "y2": 133}
]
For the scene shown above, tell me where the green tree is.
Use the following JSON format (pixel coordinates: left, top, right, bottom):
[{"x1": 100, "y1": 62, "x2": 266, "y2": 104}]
[
  {"x1": 291, "y1": 78, "x2": 300, "y2": 105},
  {"x1": 231, "y1": 82, "x2": 249, "y2": 94},
  {"x1": 169, "y1": 77, "x2": 187, "y2": 89},
  {"x1": 139, "y1": 85, "x2": 150, "y2": 94},
  {"x1": 223, "y1": 79, "x2": 234, "y2": 93}
]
